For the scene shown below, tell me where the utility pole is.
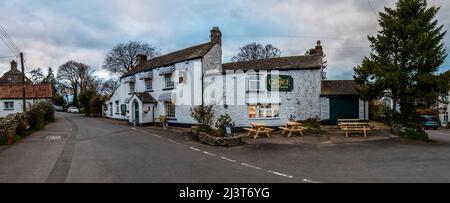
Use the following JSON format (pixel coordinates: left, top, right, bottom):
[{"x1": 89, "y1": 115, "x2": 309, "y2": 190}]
[{"x1": 20, "y1": 52, "x2": 26, "y2": 112}]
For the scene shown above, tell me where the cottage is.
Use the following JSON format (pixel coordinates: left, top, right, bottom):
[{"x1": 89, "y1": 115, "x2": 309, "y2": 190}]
[
  {"x1": 0, "y1": 61, "x2": 53, "y2": 117},
  {"x1": 104, "y1": 27, "x2": 368, "y2": 127}
]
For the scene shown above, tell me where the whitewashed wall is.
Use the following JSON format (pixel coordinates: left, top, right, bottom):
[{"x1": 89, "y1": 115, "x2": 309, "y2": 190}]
[{"x1": 0, "y1": 99, "x2": 51, "y2": 118}]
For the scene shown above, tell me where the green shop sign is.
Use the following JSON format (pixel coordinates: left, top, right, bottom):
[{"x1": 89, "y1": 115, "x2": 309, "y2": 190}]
[
  {"x1": 267, "y1": 75, "x2": 294, "y2": 91},
  {"x1": 121, "y1": 104, "x2": 127, "y2": 113}
]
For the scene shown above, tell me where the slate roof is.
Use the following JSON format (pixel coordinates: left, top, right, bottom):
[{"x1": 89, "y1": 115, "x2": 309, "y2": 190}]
[
  {"x1": 0, "y1": 69, "x2": 32, "y2": 85},
  {"x1": 123, "y1": 42, "x2": 214, "y2": 77},
  {"x1": 321, "y1": 80, "x2": 360, "y2": 96},
  {"x1": 132, "y1": 92, "x2": 157, "y2": 103},
  {"x1": 0, "y1": 84, "x2": 53, "y2": 99},
  {"x1": 222, "y1": 55, "x2": 323, "y2": 72}
]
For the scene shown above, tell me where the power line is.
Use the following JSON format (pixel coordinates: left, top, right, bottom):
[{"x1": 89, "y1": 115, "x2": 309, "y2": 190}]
[
  {"x1": 0, "y1": 25, "x2": 20, "y2": 56},
  {"x1": 367, "y1": 0, "x2": 378, "y2": 18}
]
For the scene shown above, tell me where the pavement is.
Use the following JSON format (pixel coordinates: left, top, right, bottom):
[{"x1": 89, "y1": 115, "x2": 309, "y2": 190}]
[{"x1": 0, "y1": 112, "x2": 450, "y2": 183}]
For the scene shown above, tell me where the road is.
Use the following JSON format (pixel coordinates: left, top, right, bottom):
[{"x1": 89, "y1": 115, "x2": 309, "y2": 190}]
[{"x1": 0, "y1": 112, "x2": 450, "y2": 183}]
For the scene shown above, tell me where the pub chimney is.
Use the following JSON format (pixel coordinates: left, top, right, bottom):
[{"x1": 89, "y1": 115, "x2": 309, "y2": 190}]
[{"x1": 210, "y1": 26, "x2": 222, "y2": 46}]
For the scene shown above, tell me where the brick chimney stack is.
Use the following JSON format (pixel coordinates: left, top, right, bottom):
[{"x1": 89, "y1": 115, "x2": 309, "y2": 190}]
[
  {"x1": 136, "y1": 54, "x2": 148, "y2": 64},
  {"x1": 315, "y1": 40, "x2": 323, "y2": 56},
  {"x1": 10, "y1": 60, "x2": 17, "y2": 70},
  {"x1": 210, "y1": 27, "x2": 222, "y2": 46}
]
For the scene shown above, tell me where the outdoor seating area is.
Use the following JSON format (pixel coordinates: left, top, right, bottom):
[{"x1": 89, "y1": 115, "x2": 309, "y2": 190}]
[
  {"x1": 337, "y1": 119, "x2": 372, "y2": 138},
  {"x1": 245, "y1": 121, "x2": 305, "y2": 139}
]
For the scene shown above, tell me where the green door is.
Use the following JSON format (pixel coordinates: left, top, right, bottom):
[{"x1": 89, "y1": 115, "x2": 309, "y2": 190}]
[
  {"x1": 330, "y1": 98, "x2": 359, "y2": 125},
  {"x1": 134, "y1": 102, "x2": 139, "y2": 123}
]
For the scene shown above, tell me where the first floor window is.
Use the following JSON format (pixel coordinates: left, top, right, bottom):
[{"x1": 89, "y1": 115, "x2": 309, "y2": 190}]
[
  {"x1": 248, "y1": 104, "x2": 280, "y2": 118},
  {"x1": 4, "y1": 102, "x2": 14, "y2": 110},
  {"x1": 445, "y1": 112, "x2": 449, "y2": 123},
  {"x1": 130, "y1": 82, "x2": 136, "y2": 93},
  {"x1": 165, "y1": 74, "x2": 174, "y2": 89},
  {"x1": 145, "y1": 79, "x2": 153, "y2": 90},
  {"x1": 248, "y1": 75, "x2": 260, "y2": 91},
  {"x1": 165, "y1": 101, "x2": 176, "y2": 118}
]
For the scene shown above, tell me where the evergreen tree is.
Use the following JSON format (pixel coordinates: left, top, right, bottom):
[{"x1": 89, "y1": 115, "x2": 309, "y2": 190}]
[{"x1": 354, "y1": 0, "x2": 448, "y2": 126}]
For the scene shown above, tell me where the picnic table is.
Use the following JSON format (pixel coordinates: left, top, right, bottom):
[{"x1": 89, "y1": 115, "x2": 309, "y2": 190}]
[
  {"x1": 279, "y1": 121, "x2": 305, "y2": 137},
  {"x1": 244, "y1": 122, "x2": 274, "y2": 139},
  {"x1": 339, "y1": 122, "x2": 371, "y2": 138}
]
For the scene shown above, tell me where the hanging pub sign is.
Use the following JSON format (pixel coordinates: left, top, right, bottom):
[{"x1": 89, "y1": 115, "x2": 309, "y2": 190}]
[
  {"x1": 267, "y1": 75, "x2": 294, "y2": 91},
  {"x1": 121, "y1": 104, "x2": 127, "y2": 114}
]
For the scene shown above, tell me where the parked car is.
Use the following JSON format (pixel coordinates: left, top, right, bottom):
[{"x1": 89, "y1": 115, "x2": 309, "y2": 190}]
[
  {"x1": 421, "y1": 115, "x2": 441, "y2": 130},
  {"x1": 67, "y1": 106, "x2": 80, "y2": 113},
  {"x1": 53, "y1": 105, "x2": 64, "y2": 112}
]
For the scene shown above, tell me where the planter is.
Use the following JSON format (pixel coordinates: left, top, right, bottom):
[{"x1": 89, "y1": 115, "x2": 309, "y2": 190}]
[
  {"x1": 7, "y1": 137, "x2": 13, "y2": 145},
  {"x1": 192, "y1": 128, "x2": 245, "y2": 147}
]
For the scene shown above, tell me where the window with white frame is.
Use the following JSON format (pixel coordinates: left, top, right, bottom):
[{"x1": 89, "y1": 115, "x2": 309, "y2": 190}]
[
  {"x1": 165, "y1": 101, "x2": 176, "y2": 118},
  {"x1": 248, "y1": 104, "x2": 280, "y2": 118},
  {"x1": 248, "y1": 75, "x2": 261, "y2": 91},
  {"x1": 4, "y1": 102, "x2": 14, "y2": 111},
  {"x1": 129, "y1": 82, "x2": 135, "y2": 93},
  {"x1": 115, "y1": 101, "x2": 119, "y2": 114},
  {"x1": 145, "y1": 79, "x2": 153, "y2": 90},
  {"x1": 165, "y1": 74, "x2": 174, "y2": 89}
]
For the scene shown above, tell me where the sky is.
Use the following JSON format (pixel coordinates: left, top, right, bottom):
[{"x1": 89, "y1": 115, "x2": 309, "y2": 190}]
[{"x1": 0, "y1": 0, "x2": 449, "y2": 80}]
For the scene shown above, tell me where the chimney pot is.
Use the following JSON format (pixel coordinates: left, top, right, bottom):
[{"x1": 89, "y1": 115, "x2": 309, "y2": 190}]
[
  {"x1": 210, "y1": 26, "x2": 222, "y2": 46},
  {"x1": 10, "y1": 60, "x2": 17, "y2": 70},
  {"x1": 315, "y1": 40, "x2": 323, "y2": 56},
  {"x1": 136, "y1": 54, "x2": 148, "y2": 64}
]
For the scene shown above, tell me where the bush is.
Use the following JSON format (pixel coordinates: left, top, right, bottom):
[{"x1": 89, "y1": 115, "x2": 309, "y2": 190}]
[
  {"x1": 190, "y1": 105, "x2": 215, "y2": 132},
  {"x1": 215, "y1": 114, "x2": 236, "y2": 136},
  {"x1": 15, "y1": 113, "x2": 28, "y2": 137},
  {"x1": 27, "y1": 101, "x2": 54, "y2": 130},
  {"x1": 399, "y1": 127, "x2": 429, "y2": 142},
  {"x1": 300, "y1": 118, "x2": 322, "y2": 129}
]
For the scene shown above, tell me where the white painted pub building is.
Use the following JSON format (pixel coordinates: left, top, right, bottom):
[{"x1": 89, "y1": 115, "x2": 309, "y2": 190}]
[{"x1": 105, "y1": 27, "x2": 368, "y2": 127}]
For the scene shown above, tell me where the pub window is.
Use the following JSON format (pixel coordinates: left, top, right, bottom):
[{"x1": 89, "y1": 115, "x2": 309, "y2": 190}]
[
  {"x1": 445, "y1": 112, "x2": 449, "y2": 123},
  {"x1": 248, "y1": 75, "x2": 260, "y2": 91},
  {"x1": 145, "y1": 79, "x2": 153, "y2": 90},
  {"x1": 165, "y1": 74, "x2": 174, "y2": 89},
  {"x1": 4, "y1": 102, "x2": 14, "y2": 111},
  {"x1": 248, "y1": 104, "x2": 280, "y2": 118},
  {"x1": 129, "y1": 82, "x2": 136, "y2": 93},
  {"x1": 165, "y1": 101, "x2": 176, "y2": 118},
  {"x1": 115, "y1": 101, "x2": 119, "y2": 114}
]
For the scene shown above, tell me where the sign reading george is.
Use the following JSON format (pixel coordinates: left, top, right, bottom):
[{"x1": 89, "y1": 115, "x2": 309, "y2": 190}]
[
  {"x1": 121, "y1": 104, "x2": 127, "y2": 113},
  {"x1": 267, "y1": 75, "x2": 294, "y2": 91}
]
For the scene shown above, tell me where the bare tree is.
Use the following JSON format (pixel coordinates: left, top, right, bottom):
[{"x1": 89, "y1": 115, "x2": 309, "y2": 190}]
[
  {"x1": 103, "y1": 41, "x2": 159, "y2": 76},
  {"x1": 99, "y1": 79, "x2": 119, "y2": 96},
  {"x1": 231, "y1": 42, "x2": 281, "y2": 62},
  {"x1": 57, "y1": 61, "x2": 95, "y2": 107},
  {"x1": 29, "y1": 68, "x2": 44, "y2": 84}
]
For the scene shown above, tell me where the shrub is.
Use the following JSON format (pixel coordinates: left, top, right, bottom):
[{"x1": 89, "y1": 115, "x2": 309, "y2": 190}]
[
  {"x1": 215, "y1": 114, "x2": 236, "y2": 136},
  {"x1": 27, "y1": 101, "x2": 54, "y2": 130},
  {"x1": 399, "y1": 127, "x2": 429, "y2": 142},
  {"x1": 301, "y1": 118, "x2": 322, "y2": 129},
  {"x1": 15, "y1": 113, "x2": 28, "y2": 137},
  {"x1": 190, "y1": 105, "x2": 215, "y2": 132}
]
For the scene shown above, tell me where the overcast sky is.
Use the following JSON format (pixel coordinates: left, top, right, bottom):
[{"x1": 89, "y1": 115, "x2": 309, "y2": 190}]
[{"x1": 0, "y1": 0, "x2": 449, "y2": 80}]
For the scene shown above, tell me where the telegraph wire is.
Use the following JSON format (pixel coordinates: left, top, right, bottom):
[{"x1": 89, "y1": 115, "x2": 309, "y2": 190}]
[
  {"x1": 0, "y1": 25, "x2": 20, "y2": 56},
  {"x1": 0, "y1": 25, "x2": 20, "y2": 53}
]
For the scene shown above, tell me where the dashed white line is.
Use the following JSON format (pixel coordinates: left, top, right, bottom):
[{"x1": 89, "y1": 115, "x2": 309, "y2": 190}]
[
  {"x1": 241, "y1": 163, "x2": 262, "y2": 170},
  {"x1": 168, "y1": 139, "x2": 180, "y2": 144},
  {"x1": 149, "y1": 133, "x2": 162, "y2": 138},
  {"x1": 302, "y1": 179, "x2": 320, "y2": 183},
  {"x1": 130, "y1": 127, "x2": 137, "y2": 131},
  {"x1": 203, "y1": 151, "x2": 217, "y2": 156},
  {"x1": 220, "y1": 157, "x2": 236, "y2": 163},
  {"x1": 268, "y1": 170, "x2": 294, "y2": 179},
  {"x1": 189, "y1": 147, "x2": 201, "y2": 152}
]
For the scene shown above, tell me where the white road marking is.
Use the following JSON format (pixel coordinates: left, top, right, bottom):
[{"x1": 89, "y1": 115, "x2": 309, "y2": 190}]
[
  {"x1": 241, "y1": 163, "x2": 262, "y2": 170},
  {"x1": 139, "y1": 130, "x2": 147, "y2": 134},
  {"x1": 302, "y1": 179, "x2": 320, "y2": 183},
  {"x1": 220, "y1": 157, "x2": 236, "y2": 163},
  {"x1": 149, "y1": 133, "x2": 162, "y2": 138},
  {"x1": 189, "y1": 147, "x2": 201, "y2": 152},
  {"x1": 268, "y1": 170, "x2": 294, "y2": 179},
  {"x1": 46, "y1": 136, "x2": 61, "y2": 140},
  {"x1": 168, "y1": 139, "x2": 180, "y2": 144},
  {"x1": 203, "y1": 151, "x2": 217, "y2": 156},
  {"x1": 130, "y1": 127, "x2": 137, "y2": 131}
]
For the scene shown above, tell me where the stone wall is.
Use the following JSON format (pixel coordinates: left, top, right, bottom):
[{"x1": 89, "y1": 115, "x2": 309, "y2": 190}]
[
  {"x1": 0, "y1": 113, "x2": 27, "y2": 142},
  {"x1": 192, "y1": 128, "x2": 245, "y2": 147}
]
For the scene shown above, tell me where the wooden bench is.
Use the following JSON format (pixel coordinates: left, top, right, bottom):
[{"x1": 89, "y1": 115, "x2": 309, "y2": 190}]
[
  {"x1": 278, "y1": 126, "x2": 305, "y2": 137},
  {"x1": 244, "y1": 127, "x2": 273, "y2": 139},
  {"x1": 339, "y1": 123, "x2": 371, "y2": 138},
  {"x1": 154, "y1": 115, "x2": 167, "y2": 127}
]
